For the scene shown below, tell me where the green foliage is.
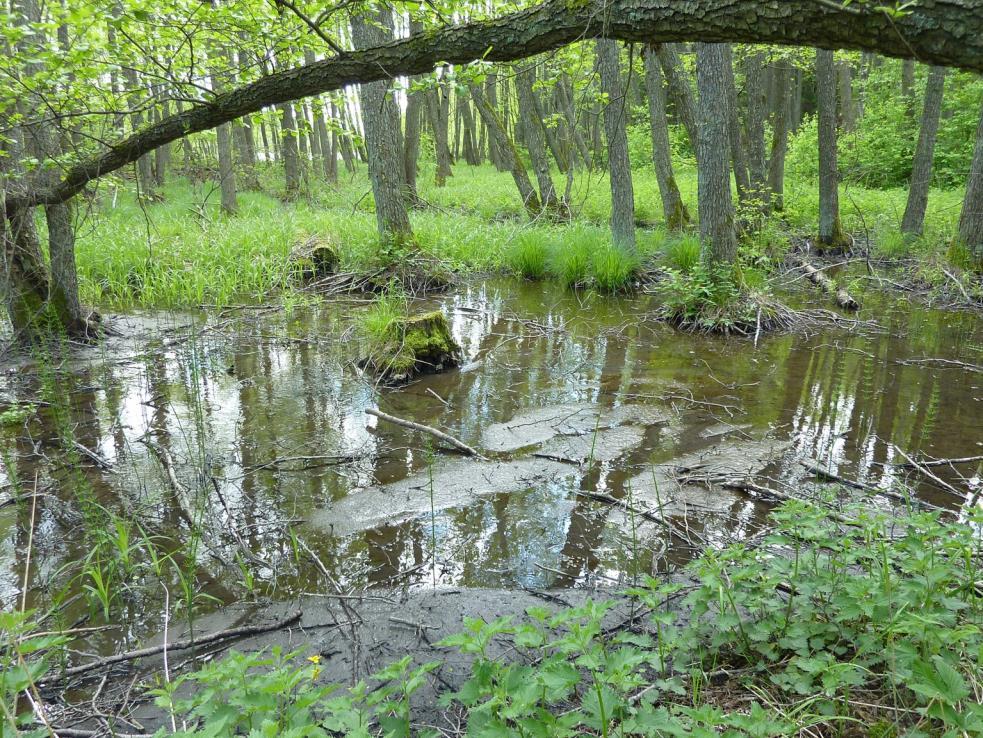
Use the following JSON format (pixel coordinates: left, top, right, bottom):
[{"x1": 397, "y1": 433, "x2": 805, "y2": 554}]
[
  {"x1": 0, "y1": 404, "x2": 35, "y2": 428},
  {"x1": 659, "y1": 262, "x2": 759, "y2": 331},
  {"x1": 359, "y1": 290, "x2": 408, "y2": 345},
  {"x1": 547, "y1": 226, "x2": 594, "y2": 287},
  {"x1": 148, "y1": 503, "x2": 982, "y2": 736},
  {"x1": 1, "y1": 610, "x2": 68, "y2": 738}
]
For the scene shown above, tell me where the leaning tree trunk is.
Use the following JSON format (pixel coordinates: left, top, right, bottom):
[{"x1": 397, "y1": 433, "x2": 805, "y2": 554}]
[
  {"x1": 901, "y1": 66, "x2": 947, "y2": 236},
  {"x1": 515, "y1": 64, "x2": 564, "y2": 214},
  {"x1": 471, "y1": 84, "x2": 542, "y2": 216},
  {"x1": 643, "y1": 44, "x2": 690, "y2": 230},
  {"x1": 655, "y1": 43, "x2": 700, "y2": 159},
  {"x1": 596, "y1": 39, "x2": 635, "y2": 252},
  {"x1": 958, "y1": 98, "x2": 983, "y2": 266},
  {"x1": 816, "y1": 48, "x2": 849, "y2": 250},
  {"x1": 695, "y1": 42, "x2": 737, "y2": 265},
  {"x1": 351, "y1": 10, "x2": 413, "y2": 247}
]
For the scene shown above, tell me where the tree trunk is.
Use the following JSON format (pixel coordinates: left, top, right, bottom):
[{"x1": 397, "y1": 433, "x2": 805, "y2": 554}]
[
  {"x1": 484, "y1": 73, "x2": 508, "y2": 171},
  {"x1": 838, "y1": 60, "x2": 855, "y2": 131},
  {"x1": 901, "y1": 65, "x2": 947, "y2": 236},
  {"x1": 655, "y1": 43, "x2": 700, "y2": 157},
  {"x1": 767, "y1": 61, "x2": 791, "y2": 212},
  {"x1": 721, "y1": 45, "x2": 750, "y2": 205},
  {"x1": 402, "y1": 21, "x2": 425, "y2": 201},
  {"x1": 211, "y1": 67, "x2": 238, "y2": 214},
  {"x1": 958, "y1": 98, "x2": 983, "y2": 265},
  {"x1": 743, "y1": 49, "x2": 768, "y2": 209},
  {"x1": 901, "y1": 58, "x2": 916, "y2": 117},
  {"x1": 279, "y1": 100, "x2": 301, "y2": 197},
  {"x1": 695, "y1": 42, "x2": 737, "y2": 265},
  {"x1": 515, "y1": 64, "x2": 563, "y2": 214},
  {"x1": 643, "y1": 44, "x2": 689, "y2": 230},
  {"x1": 351, "y1": 9, "x2": 413, "y2": 247},
  {"x1": 816, "y1": 48, "x2": 848, "y2": 250},
  {"x1": 471, "y1": 84, "x2": 541, "y2": 216},
  {"x1": 314, "y1": 100, "x2": 335, "y2": 182},
  {"x1": 596, "y1": 39, "x2": 635, "y2": 251},
  {"x1": 559, "y1": 74, "x2": 592, "y2": 169},
  {"x1": 428, "y1": 68, "x2": 454, "y2": 186},
  {"x1": 122, "y1": 67, "x2": 157, "y2": 200}
]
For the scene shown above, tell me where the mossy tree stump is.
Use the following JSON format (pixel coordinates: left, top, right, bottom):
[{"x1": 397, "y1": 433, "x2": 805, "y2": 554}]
[{"x1": 361, "y1": 311, "x2": 462, "y2": 383}]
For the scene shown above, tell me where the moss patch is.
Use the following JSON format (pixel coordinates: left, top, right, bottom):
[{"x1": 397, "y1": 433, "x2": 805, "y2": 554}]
[{"x1": 361, "y1": 311, "x2": 461, "y2": 384}]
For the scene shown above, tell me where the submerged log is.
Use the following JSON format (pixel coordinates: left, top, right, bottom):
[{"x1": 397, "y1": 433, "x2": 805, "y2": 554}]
[
  {"x1": 801, "y1": 261, "x2": 860, "y2": 311},
  {"x1": 360, "y1": 310, "x2": 462, "y2": 383}
]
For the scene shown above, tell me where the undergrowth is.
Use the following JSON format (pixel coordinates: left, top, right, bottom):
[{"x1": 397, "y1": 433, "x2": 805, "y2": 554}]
[
  {"x1": 9, "y1": 501, "x2": 979, "y2": 736},
  {"x1": 71, "y1": 163, "x2": 972, "y2": 310}
]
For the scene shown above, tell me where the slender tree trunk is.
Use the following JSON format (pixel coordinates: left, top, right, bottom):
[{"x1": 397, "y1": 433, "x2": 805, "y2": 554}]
[
  {"x1": 958, "y1": 98, "x2": 983, "y2": 265},
  {"x1": 901, "y1": 58, "x2": 916, "y2": 117},
  {"x1": 515, "y1": 64, "x2": 563, "y2": 214},
  {"x1": 314, "y1": 100, "x2": 334, "y2": 182},
  {"x1": 695, "y1": 43, "x2": 737, "y2": 265},
  {"x1": 816, "y1": 48, "x2": 848, "y2": 250},
  {"x1": 484, "y1": 73, "x2": 508, "y2": 171},
  {"x1": 559, "y1": 74, "x2": 592, "y2": 169},
  {"x1": 122, "y1": 68, "x2": 157, "y2": 200},
  {"x1": 402, "y1": 20, "x2": 425, "y2": 201},
  {"x1": 721, "y1": 45, "x2": 750, "y2": 205},
  {"x1": 643, "y1": 44, "x2": 689, "y2": 230},
  {"x1": 211, "y1": 67, "x2": 238, "y2": 214},
  {"x1": 838, "y1": 60, "x2": 855, "y2": 131},
  {"x1": 471, "y1": 84, "x2": 541, "y2": 216},
  {"x1": 596, "y1": 39, "x2": 635, "y2": 251},
  {"x1": 790, "y1": 68, "x2": 803, "y2": 132},
  {"x1": 901, "y1": 66, "x2": 947, "y2": 236},
  {"x1": 351, "y1": 9, "x2": 413, "y2": 246},
  {"x1": 655, "y1": 43, "x2": 700, "y2": 157},
  {"x1": 767, "y1": 61, "x2": 791, "y2": 212},
  {"x1": 428, "y1": 68, "x2": 453, "y2": 186},
  {"x1": 743, "y1": 50, "x2": 768, "y2": 209},
  {"x1": 279, "y1": 100, "x2": 301, "y2": 197}
]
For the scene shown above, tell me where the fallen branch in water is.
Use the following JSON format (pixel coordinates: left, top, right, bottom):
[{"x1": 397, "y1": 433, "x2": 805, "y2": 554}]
[
  {"x1": 894, "y1": 448, "x2": 967, "y2": 500},
  {"x1": 890, "y1": 454, "x2": 983, "y2": 468},
  {"x1": 365, "y1": 408, "x2": 481, "y2": 457},
  {"x1": 800, "y1": 460, "x2": 942, "y2": 510},
  {"x1": 41, "y1": 610, "x2": 302, "y2": 684},
  {"x1": 800, "y1": 261, "x2": 861, "y2": 311}
]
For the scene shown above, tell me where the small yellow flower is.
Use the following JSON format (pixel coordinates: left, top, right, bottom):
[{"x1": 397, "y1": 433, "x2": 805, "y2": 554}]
[
  {"x1": 311, "y1": 667, "x2": 322, "y2": 681},
  {"x1": 307, "y1": 654, "x2": 321, "y2": 665}
]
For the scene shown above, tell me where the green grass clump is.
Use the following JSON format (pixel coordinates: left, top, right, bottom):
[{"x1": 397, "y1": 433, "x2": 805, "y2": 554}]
[
  {"x1": 508, "y1": 231, "x2": 551, "y2": 280},
  {"x1": 875, "y1": 229, "x2": 915, "y2": 259},
  {"x1": 591, "y1": 244, "x2": 639, "y2": 292},
  {"x1": 662, "y1": 234, "x2": 702, "y2": 273},
  {"x1": 547, "y1": 227, "x2": 595, "y2": 288},
  {"x1": 360, "y1": 290, "x2": 408, "y2": 345}
]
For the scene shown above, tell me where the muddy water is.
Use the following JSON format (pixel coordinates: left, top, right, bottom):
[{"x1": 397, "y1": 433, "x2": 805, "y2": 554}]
[{"x1": 1, "y1": 279, "x2": 981, "y2": 655}]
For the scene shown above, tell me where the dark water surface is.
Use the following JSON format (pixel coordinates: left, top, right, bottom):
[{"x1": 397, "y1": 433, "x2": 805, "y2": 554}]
[{"x1": 1, "y1": 279, "x2": 980, "y2": 654}]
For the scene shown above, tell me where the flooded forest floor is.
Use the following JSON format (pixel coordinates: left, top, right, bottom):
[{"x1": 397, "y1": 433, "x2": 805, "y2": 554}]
[{"x1": 1, "y1": 274, "x2": 982, "y2": 735}]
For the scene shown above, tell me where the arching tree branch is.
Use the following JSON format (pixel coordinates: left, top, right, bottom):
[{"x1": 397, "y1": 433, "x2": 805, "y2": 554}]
[{"x1": 7, "y1": 0, "x2": 983, "y2": 213}]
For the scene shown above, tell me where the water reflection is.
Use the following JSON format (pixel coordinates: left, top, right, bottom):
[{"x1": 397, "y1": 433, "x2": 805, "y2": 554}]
[{"x1": 1, "y1": 280, "x2": 980, "y2": 649}]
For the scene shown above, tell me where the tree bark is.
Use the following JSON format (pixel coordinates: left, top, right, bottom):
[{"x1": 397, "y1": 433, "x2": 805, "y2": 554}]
[
  {"x1": 471, "y1": 84, "x2": 541, "y2": 216},
  {"x1": 9, "y1": 0, "x2": 983, "y2": 213},
  {"x1": 351, "y1": 9, "x2": 413, "y2": 247},
  {"x1": 596, "y1": 39, "x2": 635, "y2": 251},
  {"x1": 838, "y1": 60, "x2": 855, "y2": 131},
  {"x1": 743, "y1": 50, "x2": 768, "y2": 208},
  {"x1": 515, "y1": 64, "x2": 563, "y2": 214},
  {"x1": 643, "y1": 44, "x2": 690, "y2": 230},
  {"x1": 402, "y1": 20, "x2": 425, "y2": 202},
  {"x1": 901, "y1": 58, "x2": 916, "y2": 118},
  {"x1": 958, "y1": 98, "x2": 983, "y2": 265},
  {"x1": 695, "y1": 43, "x2": 737, "y2": 265},
  {"x1": 721, "y1": 45, "x2": 750, "y2": 205},
  {"x1": 767, "y1": 61, "x2": 791, "y2": 212},
  {"x1": 816, "y1": 48, "x2": 848, "y2": 250},
  {"x1": 901, "y1": 65, "x2": 947, "y2": 236},
  {"x1": 428, "y1": 68, "x2": 454, "y2": 186},
  {"x1": 279, "y1": 98, "x2": 301, "y2": 197},
  {"x1": 655, "y1": 43, "x2": 700, "y2": 158}
]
